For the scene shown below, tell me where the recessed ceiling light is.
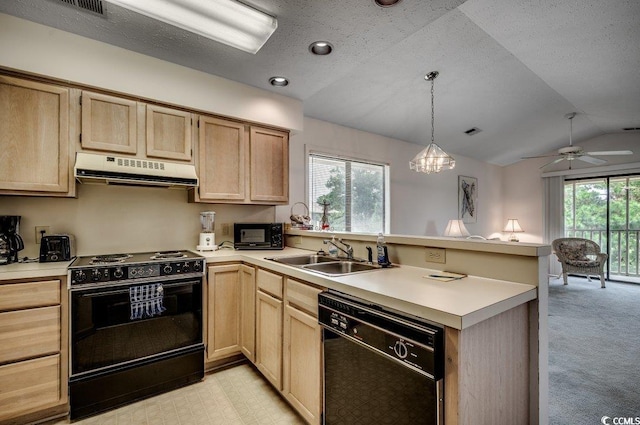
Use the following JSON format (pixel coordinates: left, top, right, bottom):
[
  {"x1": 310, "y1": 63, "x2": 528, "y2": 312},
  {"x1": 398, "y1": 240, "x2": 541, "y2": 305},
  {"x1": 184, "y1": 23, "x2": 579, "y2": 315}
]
[
  {"x1": 269, "y1": 76, "x2": 289, "y2": 87},
  {"x1": 374, "y1": 0, "x2": 402, "y2": 7},
  {"x1": 309, "y1": 41, "x2": 333, "y2": 55}
]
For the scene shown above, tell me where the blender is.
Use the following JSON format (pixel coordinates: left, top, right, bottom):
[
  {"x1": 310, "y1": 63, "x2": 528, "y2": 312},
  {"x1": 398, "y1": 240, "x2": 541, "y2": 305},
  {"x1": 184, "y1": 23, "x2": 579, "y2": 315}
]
[{"x1": 197, "y1": 211, "x2": 216, "y2": 251}]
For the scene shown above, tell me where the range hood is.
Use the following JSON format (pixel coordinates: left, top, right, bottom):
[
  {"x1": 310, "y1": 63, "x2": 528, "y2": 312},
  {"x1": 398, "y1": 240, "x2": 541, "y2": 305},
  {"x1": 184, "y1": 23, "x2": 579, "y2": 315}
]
[{"x1": 74, "y1": 152, "x2": 198, "y2": 188}]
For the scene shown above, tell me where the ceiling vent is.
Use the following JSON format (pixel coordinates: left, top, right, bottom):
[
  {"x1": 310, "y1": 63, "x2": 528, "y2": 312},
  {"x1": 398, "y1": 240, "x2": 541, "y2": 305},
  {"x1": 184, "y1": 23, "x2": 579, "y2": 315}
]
[
  {"x1": 464, "y1": 127, "x2": 482, "y2": 136},
  {"x1": 55, "y1": 0, "x2": 106, "y2": 16},
  {"x1": 623, "y1": 127, "x2": 640, "y2": 131}
]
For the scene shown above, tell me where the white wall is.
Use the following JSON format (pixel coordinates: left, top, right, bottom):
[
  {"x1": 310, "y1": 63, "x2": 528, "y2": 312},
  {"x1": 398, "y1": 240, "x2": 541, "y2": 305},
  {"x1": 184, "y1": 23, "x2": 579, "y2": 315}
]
[
  {"x1": 277, "y1": 117, "x2": 505, "y2": 238},
  {"x1": 0, "y1": 13, "x2": 303, "y2": 132}
]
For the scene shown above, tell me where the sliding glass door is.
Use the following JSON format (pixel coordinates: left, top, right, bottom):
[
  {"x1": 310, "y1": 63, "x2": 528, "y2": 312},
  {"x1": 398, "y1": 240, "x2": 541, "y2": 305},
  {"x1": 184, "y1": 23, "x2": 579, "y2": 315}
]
[{"x1": 564, "y1": 175, "x2": 640, "y2": 283}]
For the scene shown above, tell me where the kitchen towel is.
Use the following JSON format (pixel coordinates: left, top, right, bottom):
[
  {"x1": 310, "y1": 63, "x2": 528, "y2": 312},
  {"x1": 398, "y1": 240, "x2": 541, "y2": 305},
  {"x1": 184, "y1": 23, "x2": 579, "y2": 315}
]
[{"x1": 129, "y1": 283, "x2": 166, "y2": 320}]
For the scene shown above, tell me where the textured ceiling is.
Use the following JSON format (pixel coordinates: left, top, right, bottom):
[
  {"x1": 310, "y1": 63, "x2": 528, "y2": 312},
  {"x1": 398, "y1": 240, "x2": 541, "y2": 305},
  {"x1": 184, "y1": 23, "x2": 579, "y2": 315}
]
[{"x1": 1, "y1": 0, "x2": 639, "y2": 166}]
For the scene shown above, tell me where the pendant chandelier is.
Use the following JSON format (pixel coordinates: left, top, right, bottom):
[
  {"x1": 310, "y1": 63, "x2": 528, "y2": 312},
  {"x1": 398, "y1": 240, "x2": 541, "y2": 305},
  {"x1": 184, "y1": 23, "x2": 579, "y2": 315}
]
[{"x1": 410, "y1": 71, "x2": 455, "y2": 174}]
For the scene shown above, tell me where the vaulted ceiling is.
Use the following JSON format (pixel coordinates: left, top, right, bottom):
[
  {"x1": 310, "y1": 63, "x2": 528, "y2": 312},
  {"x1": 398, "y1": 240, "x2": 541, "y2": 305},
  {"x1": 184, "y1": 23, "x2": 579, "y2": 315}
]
[{"x1": 1, "y1": 0, "x2": 639, "y2": 166}]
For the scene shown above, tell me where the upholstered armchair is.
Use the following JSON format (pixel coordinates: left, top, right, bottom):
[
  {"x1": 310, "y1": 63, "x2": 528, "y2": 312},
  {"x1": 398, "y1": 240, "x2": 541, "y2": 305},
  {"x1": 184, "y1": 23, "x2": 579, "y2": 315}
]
[{"x1": 552, "y1": 238, "x2": 608, "y2": 288}]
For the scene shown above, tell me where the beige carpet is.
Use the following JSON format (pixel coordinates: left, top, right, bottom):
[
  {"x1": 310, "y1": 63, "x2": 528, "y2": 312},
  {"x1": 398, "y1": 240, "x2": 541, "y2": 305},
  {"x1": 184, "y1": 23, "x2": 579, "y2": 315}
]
[{"x1": 549, "y1": 276, "x2": 640, "y2": 424}]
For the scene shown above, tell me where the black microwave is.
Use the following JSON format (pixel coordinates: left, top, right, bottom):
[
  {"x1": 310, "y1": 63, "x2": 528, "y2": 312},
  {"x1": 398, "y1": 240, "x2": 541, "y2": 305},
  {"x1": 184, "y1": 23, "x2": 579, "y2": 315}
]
[{"x1": 234, "y1": 223, "x2": 284, "y2": 250}]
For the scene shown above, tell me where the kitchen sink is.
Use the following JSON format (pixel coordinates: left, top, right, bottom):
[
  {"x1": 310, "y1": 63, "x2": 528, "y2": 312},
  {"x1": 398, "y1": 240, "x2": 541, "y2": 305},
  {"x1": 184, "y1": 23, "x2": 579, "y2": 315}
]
[
  {"x1": 267, "y1": 254, "x2": 386, "y2": 276},
  {"x1": 301, "y1": 261, "x2": 381, "y2": 276},
  {"x1": 268, "y1": 254, "x2": 338, "y2": 266}
]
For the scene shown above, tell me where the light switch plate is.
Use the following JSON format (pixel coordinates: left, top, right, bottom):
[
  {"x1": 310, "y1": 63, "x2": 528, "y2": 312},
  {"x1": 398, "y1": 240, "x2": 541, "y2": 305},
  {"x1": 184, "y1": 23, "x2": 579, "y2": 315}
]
[{"x1": 425, "y1": 247, "x2": 446, "y2": 264}]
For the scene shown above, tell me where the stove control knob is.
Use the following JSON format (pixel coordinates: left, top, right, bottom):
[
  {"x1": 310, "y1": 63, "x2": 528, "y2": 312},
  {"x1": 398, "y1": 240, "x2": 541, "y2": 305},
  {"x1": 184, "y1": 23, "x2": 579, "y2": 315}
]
[
  {"x1": 193, "y1": 261, "x2": 202, "y2": 272},
  {"x1": 163, "y1": 264, "x2": 173, "y2": 274},
  {"x1": 113, "y1": 268, "x2": 124, "y2": 279},
  {"x1": 393, "y1": 341, "x2": 408, "y2": 359},
  {"x1": 74, "y1": 270, "x2": 87, "y2": 282},
  {"x1": 91, "y1": 269, "x2": 102, "y2": 281},
  {"x1": 182, "y1": 262, "x2": 191, "y2": 272}
]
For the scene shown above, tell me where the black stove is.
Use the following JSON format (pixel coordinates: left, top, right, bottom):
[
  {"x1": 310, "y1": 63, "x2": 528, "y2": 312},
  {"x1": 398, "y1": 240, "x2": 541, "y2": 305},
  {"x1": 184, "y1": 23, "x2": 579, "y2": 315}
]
[{"x1": 68, "y1": 250, "x2": 205, "y2": 287}]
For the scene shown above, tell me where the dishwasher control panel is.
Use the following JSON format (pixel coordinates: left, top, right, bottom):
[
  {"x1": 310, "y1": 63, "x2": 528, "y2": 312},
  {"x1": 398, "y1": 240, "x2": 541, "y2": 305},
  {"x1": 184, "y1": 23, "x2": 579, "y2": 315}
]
[{"x1": 319, "y1": 291, "x2": 443, "y2": 379}]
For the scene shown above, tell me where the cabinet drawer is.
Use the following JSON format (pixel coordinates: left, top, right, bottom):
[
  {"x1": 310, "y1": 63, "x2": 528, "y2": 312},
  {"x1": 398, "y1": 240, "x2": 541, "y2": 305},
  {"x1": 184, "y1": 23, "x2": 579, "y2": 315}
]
[
  {"x1": 285, "y1": 279, "x2": 323, "y2": 317},
  {"x1": 0, "y1": 354, "x2": 61, "y2": 421},
  {"x1": 0, "y1": 306, "x2": 61, "y2": 364},
  {"x1": 0, "y1": 280, "x2": 60, "y2": 311},
  {"x1": 257, "y1": 269, "x2": 283, "y2": 299}
]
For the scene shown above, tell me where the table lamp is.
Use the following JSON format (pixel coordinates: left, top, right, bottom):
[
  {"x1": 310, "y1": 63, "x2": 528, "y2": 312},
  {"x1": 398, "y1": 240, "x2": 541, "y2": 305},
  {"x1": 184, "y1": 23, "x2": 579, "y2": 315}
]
[{"x1": 503, "y1": 219, "x2": 524, "y2": 242}]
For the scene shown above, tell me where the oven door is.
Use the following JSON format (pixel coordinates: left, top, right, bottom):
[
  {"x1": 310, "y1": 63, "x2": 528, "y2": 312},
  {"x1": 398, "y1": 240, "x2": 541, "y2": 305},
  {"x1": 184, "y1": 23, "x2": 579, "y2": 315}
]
[{"x1": 70, "y1": 277, "x2": 203, "y2": 377}]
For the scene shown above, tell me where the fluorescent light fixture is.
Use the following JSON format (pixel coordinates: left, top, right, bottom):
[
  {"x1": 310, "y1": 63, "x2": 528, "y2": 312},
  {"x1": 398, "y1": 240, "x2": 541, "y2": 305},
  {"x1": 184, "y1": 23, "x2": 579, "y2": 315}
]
[{"x1": 107, "y1": 0, "x2": 278, "y2": 54}]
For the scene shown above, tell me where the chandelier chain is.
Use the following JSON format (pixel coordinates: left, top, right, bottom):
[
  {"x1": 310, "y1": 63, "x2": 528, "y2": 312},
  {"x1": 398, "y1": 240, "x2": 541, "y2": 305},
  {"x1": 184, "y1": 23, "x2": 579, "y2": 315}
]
[{"x1": 431, "y1": 77, "x2": 435, "y2": 144}]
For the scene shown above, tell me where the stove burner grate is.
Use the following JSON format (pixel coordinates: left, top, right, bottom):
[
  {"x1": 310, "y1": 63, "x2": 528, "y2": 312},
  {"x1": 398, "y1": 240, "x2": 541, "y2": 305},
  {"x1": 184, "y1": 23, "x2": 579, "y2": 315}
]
[
  {"x1": 151, "y1": 251, "x2": 186, "y2": 260},
  {"x1": 90, "y1": 253, "x2": 132, "y2": 264}
]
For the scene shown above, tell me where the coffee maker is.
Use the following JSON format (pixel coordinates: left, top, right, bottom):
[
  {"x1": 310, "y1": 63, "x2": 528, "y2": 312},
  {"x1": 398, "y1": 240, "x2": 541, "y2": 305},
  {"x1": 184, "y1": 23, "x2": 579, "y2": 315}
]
[
  {"x1": 0, "y1": 216, "x2": 24, "y2": 265},
  {"x1": 196, "y1": 211, "x2": 217, "y2": 251}
]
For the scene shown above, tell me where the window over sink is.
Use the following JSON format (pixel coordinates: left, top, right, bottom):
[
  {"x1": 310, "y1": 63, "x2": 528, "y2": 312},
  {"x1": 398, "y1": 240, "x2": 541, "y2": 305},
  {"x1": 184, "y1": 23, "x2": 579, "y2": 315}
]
[{"x1": 308, "y1": 152, "x2": 389, "y2": 233}]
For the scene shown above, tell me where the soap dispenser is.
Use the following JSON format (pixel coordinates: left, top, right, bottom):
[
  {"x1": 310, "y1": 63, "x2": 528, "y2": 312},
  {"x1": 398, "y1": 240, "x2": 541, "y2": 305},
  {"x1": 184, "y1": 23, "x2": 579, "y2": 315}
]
[{"x1": 376, "y1": 233, "x2": 390, "y2": 267}]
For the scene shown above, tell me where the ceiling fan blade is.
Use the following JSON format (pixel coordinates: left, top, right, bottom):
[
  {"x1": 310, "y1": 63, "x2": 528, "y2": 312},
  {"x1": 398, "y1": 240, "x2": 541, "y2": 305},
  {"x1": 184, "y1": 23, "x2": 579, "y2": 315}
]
[
  {"x1": 522, "y1": 153, "x2": 562, "y2": 159},
  {"x1": 578, "y1": 155, "x2": 607, "y2": 165},
  {"x1": 539, "y1": 157, "x2": 566, "y2": 168},
  {"x1": 585, "y1": 150, "x2": 633, "y2": 156}
]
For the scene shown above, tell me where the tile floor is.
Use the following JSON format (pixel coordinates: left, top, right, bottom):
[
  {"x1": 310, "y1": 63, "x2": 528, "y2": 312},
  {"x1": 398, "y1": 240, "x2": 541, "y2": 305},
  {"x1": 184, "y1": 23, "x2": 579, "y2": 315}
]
[{"x1": 51, "y1": 364, "x2": 305, "y2": 425}]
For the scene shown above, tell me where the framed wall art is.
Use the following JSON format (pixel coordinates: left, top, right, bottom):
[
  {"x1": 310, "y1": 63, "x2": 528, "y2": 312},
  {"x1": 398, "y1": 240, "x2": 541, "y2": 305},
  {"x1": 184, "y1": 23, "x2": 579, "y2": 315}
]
[{"x1": 458, "y1": 175, "x2": 477, "y2": 223}]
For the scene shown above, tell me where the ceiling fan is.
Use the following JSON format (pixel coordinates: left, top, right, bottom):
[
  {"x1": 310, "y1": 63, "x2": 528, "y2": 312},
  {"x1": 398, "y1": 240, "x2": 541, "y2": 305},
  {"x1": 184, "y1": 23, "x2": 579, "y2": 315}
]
[{"x1": 522, "y1": 113, "x2": 633, "y2": 169}]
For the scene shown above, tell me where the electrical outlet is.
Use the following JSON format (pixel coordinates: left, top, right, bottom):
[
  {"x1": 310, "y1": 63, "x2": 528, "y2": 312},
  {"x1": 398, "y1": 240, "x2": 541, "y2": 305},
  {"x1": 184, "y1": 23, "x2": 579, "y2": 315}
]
[
  {"x1": 425, "y1": 247, "x2": 446, "y2": 264},
  {"x1": 35, "y1": 226, "x2": 50, "y2": 244},
  {"x1": 222, "y1": 223, "x2": 230, "y2": 236}
]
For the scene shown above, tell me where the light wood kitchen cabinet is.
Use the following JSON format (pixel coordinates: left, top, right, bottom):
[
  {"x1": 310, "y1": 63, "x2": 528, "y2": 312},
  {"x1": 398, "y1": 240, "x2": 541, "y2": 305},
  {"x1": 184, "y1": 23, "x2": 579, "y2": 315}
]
[
  {"x1": 206, "y1": 264, "x2": 242, "y2": 362},
  {"x1": 283, "y1": 278, "x2": 323, "y2": 425},
  {"x1": 0, "y1": 75, "x2": 73, "y2": 196},
  {"x1": 80, "y1": 91, "x2": 138, "y2": 154},
  {"x1": 0, "y1": 277, "x2": 68, "y2": 424},
  {"x1": 255, "y1": 269, "x2": 284, "y2": 390},
  {"x1": 191, "y1": 117, "x2": 289, "y2": 204},
  {"x1": 146, "y1": 104, "x2": 193, "y2": 161},
  {"x1": 250, "y1": 127, "x2": 289, "y2": 203},
  {"x1": 196, "y1": 116, "x2": 247, "y2": 201},
  {"x1": 239, "y1": 264, "x2": 256, "y2": 362}
]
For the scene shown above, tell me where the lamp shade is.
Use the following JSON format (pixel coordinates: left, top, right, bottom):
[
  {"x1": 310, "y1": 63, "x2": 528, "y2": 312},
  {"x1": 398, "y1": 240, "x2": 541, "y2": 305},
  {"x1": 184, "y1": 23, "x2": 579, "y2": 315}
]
[
  {"x1": 444, "y1": 219, "x2": 470, "y2": 237},
  {"x1": 503, "y1": 219, "x2": 524, "y2": 233}
]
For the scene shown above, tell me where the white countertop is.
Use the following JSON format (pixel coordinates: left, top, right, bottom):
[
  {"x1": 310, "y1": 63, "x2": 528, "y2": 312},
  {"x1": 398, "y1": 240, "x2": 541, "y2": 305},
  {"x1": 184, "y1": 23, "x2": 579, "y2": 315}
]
[
  {"x1": 0, "y1": 260, "x2": 73, "y2": 281},
  {"x1": 198, "y1": 247, "x2": 537, "y2": 330}
]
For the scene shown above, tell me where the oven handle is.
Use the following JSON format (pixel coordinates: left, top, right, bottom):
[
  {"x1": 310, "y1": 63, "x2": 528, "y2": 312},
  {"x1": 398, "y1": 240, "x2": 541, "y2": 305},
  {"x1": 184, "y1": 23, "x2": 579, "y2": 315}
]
[{"x1": 78, "y1": 280, "x2": 200, "y2": 297}]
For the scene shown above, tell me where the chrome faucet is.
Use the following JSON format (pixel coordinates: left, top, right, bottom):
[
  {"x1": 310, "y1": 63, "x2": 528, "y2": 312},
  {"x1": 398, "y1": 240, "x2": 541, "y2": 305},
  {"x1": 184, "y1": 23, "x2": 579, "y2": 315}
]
[{"x1": 323, "y1": 238, "x2": 354, "y2": 259}]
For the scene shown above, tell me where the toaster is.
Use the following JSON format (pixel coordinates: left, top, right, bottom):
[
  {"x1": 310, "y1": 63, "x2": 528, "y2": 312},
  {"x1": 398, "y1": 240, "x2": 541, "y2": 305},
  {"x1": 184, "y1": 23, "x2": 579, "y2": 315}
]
[{"x1": 39, "y1": 234, "x2": 75, "y2": 262}]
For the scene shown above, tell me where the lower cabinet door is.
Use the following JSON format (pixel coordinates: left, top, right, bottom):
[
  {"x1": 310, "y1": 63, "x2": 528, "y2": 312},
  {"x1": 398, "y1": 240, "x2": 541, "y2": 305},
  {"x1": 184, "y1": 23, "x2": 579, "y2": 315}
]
[
  {"x1": 207, "y1": 265, "x2": 241, "y2": 361},
  {"x1": 283, "y1": 305, "x2": 322, "y2": 425},
  {"x1": 0, "y1": 354, "x2": 61, "y2": 421},
  {"x1": 255, "y1": 290, "x2": 283, "y2": 390}
]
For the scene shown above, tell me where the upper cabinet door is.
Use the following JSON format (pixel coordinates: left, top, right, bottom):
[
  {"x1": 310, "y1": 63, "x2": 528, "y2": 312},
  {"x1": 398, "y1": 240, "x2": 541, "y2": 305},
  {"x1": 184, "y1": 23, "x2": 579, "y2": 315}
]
[
  {"x1": 250, "y1": 127, "x2": 289, "y2": 203},
  {"x1": 0, "y1": 76, "x2": 70, "y2": 194},
  {"x1": 146, "y1": 104, "x2": 192, "y2": 161},
  {"x1": 81, "y1": 91, "x2": 137, "y2": 154},
  {"x1": 198, "y1": 116, "x2": 246, "y2": 201}
]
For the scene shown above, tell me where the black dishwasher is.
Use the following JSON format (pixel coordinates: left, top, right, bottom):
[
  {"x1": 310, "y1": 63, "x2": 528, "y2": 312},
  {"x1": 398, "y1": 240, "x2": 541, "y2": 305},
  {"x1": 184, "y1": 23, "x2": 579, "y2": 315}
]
[{"x1": 319, "y1": 291, "x2": 444, "y2": 425}]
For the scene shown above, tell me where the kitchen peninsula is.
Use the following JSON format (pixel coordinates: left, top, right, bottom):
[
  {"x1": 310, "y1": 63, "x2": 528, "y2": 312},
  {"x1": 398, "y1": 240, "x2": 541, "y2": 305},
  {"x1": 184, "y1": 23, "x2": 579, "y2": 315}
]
[{"x1": 199, "y1": 230, "x2": 550, "y2": 425}]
